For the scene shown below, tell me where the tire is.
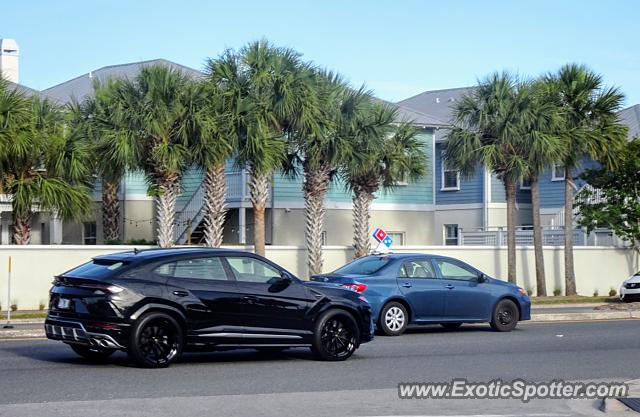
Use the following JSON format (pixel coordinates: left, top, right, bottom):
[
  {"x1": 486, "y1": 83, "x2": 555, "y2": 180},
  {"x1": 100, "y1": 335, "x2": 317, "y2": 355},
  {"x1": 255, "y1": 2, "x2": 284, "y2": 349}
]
[
  {"x1": 70, "y1": 344, "x2": 115, "y2": 362},
  {"x1": 440, "y1": 323, "x2": 463, "y2": 330},
  {"x1": 490, "y1": 299, "x2": 519, "y2": 332},
  {"x1": 311, "y1": 309, "x2": 360, "y2": 361},
  {"x1": 127, "y1": 312, "x2": 183, "y2": 368},
  {"x1": 377, "y1": 302, "x2": 409, "y2": 336}
]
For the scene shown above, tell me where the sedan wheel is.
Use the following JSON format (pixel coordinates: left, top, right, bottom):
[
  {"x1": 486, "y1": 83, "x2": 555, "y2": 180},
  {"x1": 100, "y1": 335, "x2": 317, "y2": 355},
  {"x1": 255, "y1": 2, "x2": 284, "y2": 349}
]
[
  {"x1": 311, "y1": 310, "x2": 359, "y2": 361},
  {"x1": 128, "y1": 312, "x2": 183, "y2": 368},
  {"x1": 490, "y1": 299, "x2": 519, "y2": 332},
  {"x1": 378, "y1": 302, "x2": 408, "y2": 336}
]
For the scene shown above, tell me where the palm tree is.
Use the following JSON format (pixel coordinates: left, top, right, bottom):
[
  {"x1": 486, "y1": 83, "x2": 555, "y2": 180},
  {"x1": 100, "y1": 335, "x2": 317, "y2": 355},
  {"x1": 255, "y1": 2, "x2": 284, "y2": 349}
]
[
  {"x1": 342, "y1": 102, "x2": 426, "y2": 257},
  {"x1": 445, "y1": 73, "x2": 529, "y2": 283},
  {"x1": 113, "y1": 65, "x2": 206, "y2": 247},
  {"x1": 80, "y1": 78, "x2": 140, "y2": 243},
  {"x1": 206, "y1": 41, "x2": 307, "y2": 256},
  {"x1": 545, "y1": 64, "x2": 627, "y2": 295},
  {"x1": 0, "y1": 81, "x2": 94, "y2": 244},
  {"x1": 518, "y1": 81, "x2": 565, "y2": 296},
  {"x1": 189, "y1": 81, "x2": 235, "y2": 247}
]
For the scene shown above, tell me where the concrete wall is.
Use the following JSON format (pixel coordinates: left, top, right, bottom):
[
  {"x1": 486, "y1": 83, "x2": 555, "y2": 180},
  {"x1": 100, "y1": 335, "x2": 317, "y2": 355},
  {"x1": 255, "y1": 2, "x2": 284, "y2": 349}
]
[
  {"x1": 0, "y1": 245, "x2": 636, "y2": 310},
  {"x1": 434, "y1": 208, "x2": 483, "y2": 244}
]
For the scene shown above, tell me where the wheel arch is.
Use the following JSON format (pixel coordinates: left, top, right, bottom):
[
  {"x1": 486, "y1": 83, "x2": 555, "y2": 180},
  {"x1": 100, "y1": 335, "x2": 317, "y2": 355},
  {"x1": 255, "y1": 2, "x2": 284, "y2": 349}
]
[
  {"x1": 129, "y1": 302, "x2": 188, "y2": 332},
  {"x1": 494, "y1": 295, "x2": 521, "y2": 320},
  {"x1": 380, "y1": 297, "x2": 412, "y2": 323}
]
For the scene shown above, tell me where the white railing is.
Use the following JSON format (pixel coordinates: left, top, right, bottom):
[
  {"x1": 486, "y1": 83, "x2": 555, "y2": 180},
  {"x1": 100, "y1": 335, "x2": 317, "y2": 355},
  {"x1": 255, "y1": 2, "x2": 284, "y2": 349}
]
[
  {"x1": 550, "y1": 184, "x2": 606, "y2": 227},
  {"x1": 459, "y1": 226, "x2": 617, "y2": 247}
]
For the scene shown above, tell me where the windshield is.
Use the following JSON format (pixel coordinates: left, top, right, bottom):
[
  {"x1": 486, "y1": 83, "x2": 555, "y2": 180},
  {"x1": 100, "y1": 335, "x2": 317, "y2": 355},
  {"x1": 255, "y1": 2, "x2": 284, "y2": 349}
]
[
  {"x1": 333, "y1": 256, "x2": 392, "y2": 275},
  {"x1": 64, "y1": 259, "x2": 127, "y2": 279}
]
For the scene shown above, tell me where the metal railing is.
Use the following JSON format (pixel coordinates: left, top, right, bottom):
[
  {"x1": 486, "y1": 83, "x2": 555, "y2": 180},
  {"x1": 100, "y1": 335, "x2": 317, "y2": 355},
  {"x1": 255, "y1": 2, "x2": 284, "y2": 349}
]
[{"x1": 459, "y1": 226, "x2": 617, "y2": 247}]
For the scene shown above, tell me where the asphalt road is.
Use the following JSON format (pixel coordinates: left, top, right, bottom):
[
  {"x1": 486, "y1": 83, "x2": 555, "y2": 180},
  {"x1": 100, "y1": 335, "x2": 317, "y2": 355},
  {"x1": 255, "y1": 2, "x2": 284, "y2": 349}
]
[{"x1": 0, "y1": 320, "x2": 637, "y2": 417}]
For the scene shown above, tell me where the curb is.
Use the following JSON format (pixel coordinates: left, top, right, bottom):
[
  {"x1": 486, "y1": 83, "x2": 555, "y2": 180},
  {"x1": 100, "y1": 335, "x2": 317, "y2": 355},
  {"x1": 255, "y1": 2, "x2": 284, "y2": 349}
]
[{"x1": 531, "y1": 311, "x2": 640, "y2": 322}]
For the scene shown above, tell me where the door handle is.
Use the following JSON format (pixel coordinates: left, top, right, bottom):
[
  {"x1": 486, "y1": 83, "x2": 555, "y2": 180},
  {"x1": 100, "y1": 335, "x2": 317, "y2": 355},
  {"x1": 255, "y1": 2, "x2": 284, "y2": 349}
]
[
  {"x1": 445, "y1": 284, "x2": 455, "y2": 290},
  {"x1": 173, "y1": 290, "x2": 189, "y2": 297},
  {"x1": 242, "y1": 296, "x2": 258, "y2": 303},
  {"x1": 401, "y1": 282, "x2": 412, "y2": 288}
]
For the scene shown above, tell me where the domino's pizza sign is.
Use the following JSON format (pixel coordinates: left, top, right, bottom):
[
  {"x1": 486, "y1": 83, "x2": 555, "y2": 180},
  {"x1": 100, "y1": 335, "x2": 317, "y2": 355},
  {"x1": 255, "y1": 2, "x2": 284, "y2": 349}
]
[{"x1": 372, "y1": 228, "x2": 393, "y2": 253}]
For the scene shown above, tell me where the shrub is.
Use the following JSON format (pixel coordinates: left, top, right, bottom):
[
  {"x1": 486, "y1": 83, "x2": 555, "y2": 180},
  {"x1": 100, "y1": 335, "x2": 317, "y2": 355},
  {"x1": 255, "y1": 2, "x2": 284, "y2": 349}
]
[
  {"x1": 553, "y1": 288, "x2": 562, "y2": 297},
  {"x1": 39, "y1": 300, "x2": 46, "y2": 311},
  {"x1": 10, "y1": 303, "x2": 18, "y2": 312},
  {"x1": 608, "y1": 288, "x2": 617, "y2": 297},
  {"x1": 593, "y1": 289, "x2": 599, "y2": 297}
]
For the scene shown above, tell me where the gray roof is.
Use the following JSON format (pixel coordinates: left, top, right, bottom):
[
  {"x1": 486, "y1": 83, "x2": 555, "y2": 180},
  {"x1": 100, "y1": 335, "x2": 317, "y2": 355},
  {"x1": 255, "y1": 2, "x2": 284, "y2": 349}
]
[
  {"x1": 43, "y1": 58, "x2": 203, "y2": 103},
  {"x1": 397, "y1": 86, "x2": 476, "y2": 125},
  {"x1": 371, "y1": 97, "x2": 446, "y2": 127},
  {"x1": 618, "y1": 104, "x2": 640, "y2": 140},
  {"x1": 6, "y1": 81, "x2": 53, "y2": 101}
]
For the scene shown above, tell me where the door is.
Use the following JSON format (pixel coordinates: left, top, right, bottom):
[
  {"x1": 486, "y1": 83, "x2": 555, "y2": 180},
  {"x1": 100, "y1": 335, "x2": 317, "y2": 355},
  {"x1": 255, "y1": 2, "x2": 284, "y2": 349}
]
[
  {"x1": 396, "y1": 259, "x2": 447, "y2": 321},
  {"x1": 160, "y1": 256, "x2": 243, "y2": 341},
  {"x1": 224, "y1": 255, "x2": 313, "y2": 337},
  {"x1": 433, "y1": 258, "x2": 494, "y2": 320}
]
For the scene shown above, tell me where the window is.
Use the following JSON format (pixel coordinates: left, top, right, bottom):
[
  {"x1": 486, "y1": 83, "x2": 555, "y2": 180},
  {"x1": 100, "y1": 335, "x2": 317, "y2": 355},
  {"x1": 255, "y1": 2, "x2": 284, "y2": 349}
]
[
  {"x1": 226, "y1": 257, "x2": 281, "y2": 284},
  {"x1": 444, "y1": 224, "x2": 459, "y2": 246},
  {"x1": 387, "y1": 232, "x2": 405, "y2": 246},
  {"x1": 552, "y1": 163, "x2": 565, "y2": 181},
  {"x1": 334, "y1": 256, "x2": 391, "y2": 275},
  {"x1": 441, "y1": 152, "x2": 460, "y2": 190},
  {"x1": 435, "y1": 259, "x2": 479, "y2": 281},
  {"x1": 156, "y1": 257, "x2": 227, "y2": 281},
  {"x1": 83, "y1": 222, "x2": 97, "y2": 245},
  {"x1": 400, "y1": 260, "x2": 436, "y2": 279},
  {"x1": 520, "y1": 177, "x2": 531, "y2": 190},
  {"x1": 321, "y1": 231, "x2": 327, "y2": 246},
  {"x1": 66, "y1": 259, "x2": 126, "y2": 278}
]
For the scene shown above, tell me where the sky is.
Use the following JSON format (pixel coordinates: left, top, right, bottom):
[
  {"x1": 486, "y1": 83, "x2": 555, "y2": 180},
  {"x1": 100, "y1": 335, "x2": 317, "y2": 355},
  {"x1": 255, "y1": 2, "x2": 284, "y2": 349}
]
[{"x1": 3, "y1": 0, "x2": 639, "y2": 106}]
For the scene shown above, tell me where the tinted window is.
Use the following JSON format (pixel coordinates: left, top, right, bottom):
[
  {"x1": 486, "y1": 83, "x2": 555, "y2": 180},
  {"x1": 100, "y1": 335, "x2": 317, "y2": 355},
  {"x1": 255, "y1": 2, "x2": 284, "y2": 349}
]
[
  {"x1": 65, "y1": 259, "x2": 126, "y2": 278},
  {"x1": 435, "y1": 259, "x2": 478, "y2": 281},
  {"x1": 400, "y1": 260, "x2": 437, "y2": 279},
  {"x1": 226, "y1": 257, "x2": 281, "y2": 284},
  {"x1": 333, "y1": 256, "x2": 391, "y2": 275},
  {"x1": 155, "y1": 257, "x2": 228, "y2": 281}
]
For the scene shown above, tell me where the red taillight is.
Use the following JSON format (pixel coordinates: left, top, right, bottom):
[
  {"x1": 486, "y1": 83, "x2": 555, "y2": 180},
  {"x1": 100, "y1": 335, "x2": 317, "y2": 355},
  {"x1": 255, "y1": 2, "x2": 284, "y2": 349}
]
[
  {"x1": 342, "y1": 283, "x2": 368, "y2": 293},
  {"x1": 78, "y1": 284, "x2": 124, "y2": 294}
]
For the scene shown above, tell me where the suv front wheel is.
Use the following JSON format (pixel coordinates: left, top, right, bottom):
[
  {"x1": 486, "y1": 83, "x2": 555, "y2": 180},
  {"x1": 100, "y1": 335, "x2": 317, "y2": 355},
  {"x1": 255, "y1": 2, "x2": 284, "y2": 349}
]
[{"x1": 311, "y1": 309, "x2": 360, "y2": 361}]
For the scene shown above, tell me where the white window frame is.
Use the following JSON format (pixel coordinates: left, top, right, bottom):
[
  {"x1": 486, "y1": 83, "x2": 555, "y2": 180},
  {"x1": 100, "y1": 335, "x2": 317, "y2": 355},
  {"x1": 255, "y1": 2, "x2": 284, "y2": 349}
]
[
  {"x1": 444, "y1": 224, "x2": 459, "y2": 246},
  {"x1": 440, "y1": 152, "x2": 460, "y2": 191},
  {"x1": 520, "y1": 177, "x2": 531, "y2": 190},
  {"x1": 386, "y1": 231, "x2": 405, "y2": 246},
  {"x1": 552, "y1": 163, "x2": 566, "y2": 181}
]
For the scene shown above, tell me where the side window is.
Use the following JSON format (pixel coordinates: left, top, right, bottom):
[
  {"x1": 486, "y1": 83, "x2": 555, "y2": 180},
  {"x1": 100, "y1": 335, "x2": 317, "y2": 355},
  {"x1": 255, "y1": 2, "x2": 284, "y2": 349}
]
[
  {"x1": 154, "y1": 257, "x2": 228, "y2": 281},
  {"x1": 435, "y1": 259, "x2": 478, "y2": 281},
  {"x1": 401, "y1": 260, "x2": 437, "y2": 279},
  {"x1": 226, "y1": 257, "x2": 281, "y2": 284}
]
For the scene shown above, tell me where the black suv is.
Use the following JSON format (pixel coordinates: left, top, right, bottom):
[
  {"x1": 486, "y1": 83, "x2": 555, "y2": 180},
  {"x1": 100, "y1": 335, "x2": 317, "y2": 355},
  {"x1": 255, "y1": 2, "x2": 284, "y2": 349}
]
[{"x1": 45, "y1": 248, "x2": 373, "y2": 368}]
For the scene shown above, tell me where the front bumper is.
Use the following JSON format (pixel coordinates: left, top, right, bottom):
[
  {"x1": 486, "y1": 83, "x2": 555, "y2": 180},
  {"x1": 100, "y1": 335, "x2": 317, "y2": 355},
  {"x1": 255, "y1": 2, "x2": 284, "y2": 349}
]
[
  {"x1": 45, "y1": 317, "x2": 129, "y2": 350},
  {"x1": 620, "y1": 285, "x2": 640, "y2": 300},
  {"x1": 519, "y1": 297, "x2": 532, "y2": 321}
]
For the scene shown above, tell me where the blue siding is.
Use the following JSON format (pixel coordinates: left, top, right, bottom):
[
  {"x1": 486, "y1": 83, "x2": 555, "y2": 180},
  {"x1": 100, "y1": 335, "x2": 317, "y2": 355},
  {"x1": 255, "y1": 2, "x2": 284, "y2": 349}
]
[
  {"x1": 435, "y1": 142, "x2": 483, "y2": 205},
  {"x1": 539, "y1": 156, "x2": 600, "y2": 208}
]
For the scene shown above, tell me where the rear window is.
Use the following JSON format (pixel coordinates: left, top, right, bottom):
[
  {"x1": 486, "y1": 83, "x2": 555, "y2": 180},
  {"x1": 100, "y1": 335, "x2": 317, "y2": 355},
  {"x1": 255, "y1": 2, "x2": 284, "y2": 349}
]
[
  {"x1": 333, "y1": 256, "x2": 392, "y2": 275},
  {"x1": 64, "y1": 259, "x2": 127, "y2": 278}
]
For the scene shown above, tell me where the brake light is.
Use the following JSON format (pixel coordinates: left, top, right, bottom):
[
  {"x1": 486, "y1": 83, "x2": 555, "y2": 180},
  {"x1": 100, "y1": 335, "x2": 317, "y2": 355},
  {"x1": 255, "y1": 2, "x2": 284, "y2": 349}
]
[
  {"x1": 78, "y1": 284, "x2": 124, "y2": 294},
  {"x1": 342, "y1": 283, "x2": 368, "y2": 293}
]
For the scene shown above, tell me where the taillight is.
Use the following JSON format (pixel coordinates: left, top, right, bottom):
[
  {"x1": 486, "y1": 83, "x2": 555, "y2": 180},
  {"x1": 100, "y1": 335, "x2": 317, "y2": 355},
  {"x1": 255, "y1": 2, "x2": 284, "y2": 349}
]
[
  {"x1": 78, "y1": 284, "x2": 124, "y2": 294},
  {"x1": 342, "y1": 283, "x2": 368, "y2": 293}
]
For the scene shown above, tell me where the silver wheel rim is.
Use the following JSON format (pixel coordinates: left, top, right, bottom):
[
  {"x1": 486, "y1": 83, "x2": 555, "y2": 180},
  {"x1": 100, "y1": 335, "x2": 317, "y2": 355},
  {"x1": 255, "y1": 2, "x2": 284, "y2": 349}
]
[{"x1": 384, "y1": 306, "x2": 405, "y2": 332}]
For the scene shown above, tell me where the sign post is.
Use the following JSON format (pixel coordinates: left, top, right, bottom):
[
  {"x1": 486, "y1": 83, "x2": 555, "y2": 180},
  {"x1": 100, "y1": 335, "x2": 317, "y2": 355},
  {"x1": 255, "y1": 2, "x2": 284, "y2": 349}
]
[{"x1": 3, "y1": 256, "x2": 13, "y2": 329}]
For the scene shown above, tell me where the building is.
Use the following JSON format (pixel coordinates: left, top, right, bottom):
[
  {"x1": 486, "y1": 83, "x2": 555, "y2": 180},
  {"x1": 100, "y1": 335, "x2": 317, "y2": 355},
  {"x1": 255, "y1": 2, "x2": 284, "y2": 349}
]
[{"x1": 2, "y1": 40, "x2": 638, "y2": 246}]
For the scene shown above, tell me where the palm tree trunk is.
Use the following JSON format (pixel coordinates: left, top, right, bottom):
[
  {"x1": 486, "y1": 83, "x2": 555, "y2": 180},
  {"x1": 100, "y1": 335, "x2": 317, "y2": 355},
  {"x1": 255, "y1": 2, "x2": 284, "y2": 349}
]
[
  {"x1": 12, "y1": 212, "x2": 32, "y2": 245},
  {"x1": 156, "y1": 177, "x2": 180, "y2": 248},
  {"x1": 102, "y1": 179, "x2": 120, "y2": 242},
  {"x1": 505, "y1": 179, "x2": 517, "y2": 283},
  {"x1": 202, "y1": 163, "x2": 227, "y2": 247},
  {"x1": 303, "y1": 164, "x2": 330, "y2": 276},
  {"x1": 564, "y1": 166, "x2": 577, "y2": 296},
  {"x1": 530, "y1": 176, "x2": 547, "y2": 296},
  {"x1": 249, "y1": 169, "x2": 270, "y2": 256},
  {"x1": 353, "y1": 187, "x2": 373, "y2": 258}
]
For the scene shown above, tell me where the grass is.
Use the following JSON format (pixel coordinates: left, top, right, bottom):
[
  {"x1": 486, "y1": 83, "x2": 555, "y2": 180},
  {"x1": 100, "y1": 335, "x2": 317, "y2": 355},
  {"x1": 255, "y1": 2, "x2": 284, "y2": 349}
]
[
  {"x1": 531, "y1": 296, "x2": 619, "y2": 305},
  {"x1": 0, "y1": 311, "x2": 47, "y2": 320}
]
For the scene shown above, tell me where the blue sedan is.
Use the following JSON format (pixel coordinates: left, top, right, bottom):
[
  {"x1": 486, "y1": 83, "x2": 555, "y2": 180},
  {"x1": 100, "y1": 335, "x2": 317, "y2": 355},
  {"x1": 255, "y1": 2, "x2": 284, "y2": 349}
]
[{"x1": 311, "y1": 253, "x2": 531, "y2": 335}]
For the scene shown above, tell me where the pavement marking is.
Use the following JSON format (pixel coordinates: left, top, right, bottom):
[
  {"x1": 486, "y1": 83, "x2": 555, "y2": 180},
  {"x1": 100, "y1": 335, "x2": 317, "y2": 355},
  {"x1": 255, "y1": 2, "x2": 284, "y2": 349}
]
[{"x1": 363, "y1": 414, "x2": 572, "y2": 417}]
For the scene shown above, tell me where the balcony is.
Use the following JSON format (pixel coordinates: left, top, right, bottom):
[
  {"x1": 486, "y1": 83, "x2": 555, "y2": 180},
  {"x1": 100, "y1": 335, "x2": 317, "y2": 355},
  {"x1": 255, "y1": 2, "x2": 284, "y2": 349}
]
[{"x1": 458, "y1": 226, "x2": 619, "y2": 247}]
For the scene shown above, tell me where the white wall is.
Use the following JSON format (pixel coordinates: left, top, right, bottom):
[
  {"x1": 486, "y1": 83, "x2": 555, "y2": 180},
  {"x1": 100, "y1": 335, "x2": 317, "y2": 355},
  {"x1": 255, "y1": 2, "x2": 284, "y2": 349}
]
[{"x1": 0, "y1": 245, "x2": 636, "y2": 310}]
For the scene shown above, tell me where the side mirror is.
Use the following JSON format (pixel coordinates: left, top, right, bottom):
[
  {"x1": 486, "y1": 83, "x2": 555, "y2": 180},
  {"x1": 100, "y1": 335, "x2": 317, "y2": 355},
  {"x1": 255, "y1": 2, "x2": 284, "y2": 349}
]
[
  {"x1": 476, "y1": 273, "x2": 486, "y2": 283},
  {"x1": 280, "y1": 271, "x2": 293, "y2": 282}
]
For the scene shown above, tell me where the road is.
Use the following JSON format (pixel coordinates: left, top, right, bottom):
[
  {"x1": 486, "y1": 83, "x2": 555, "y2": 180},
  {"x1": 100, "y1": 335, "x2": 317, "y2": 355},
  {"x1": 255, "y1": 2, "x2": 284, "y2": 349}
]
[{"x1": 0, "y1": 320, "x2": 637, "y2": 417}]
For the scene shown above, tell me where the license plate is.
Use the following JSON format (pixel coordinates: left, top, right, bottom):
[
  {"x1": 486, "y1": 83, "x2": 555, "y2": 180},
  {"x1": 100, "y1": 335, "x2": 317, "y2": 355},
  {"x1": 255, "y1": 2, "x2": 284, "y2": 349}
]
[{"x1": 57, "y1": 298, "x2": 71, "y2": 309}]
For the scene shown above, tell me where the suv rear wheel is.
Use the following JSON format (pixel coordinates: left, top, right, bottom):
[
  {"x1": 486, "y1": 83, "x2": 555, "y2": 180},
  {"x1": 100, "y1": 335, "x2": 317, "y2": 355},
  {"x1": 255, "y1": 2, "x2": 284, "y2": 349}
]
[
  {"x1": 311, "y1": 309, "x2": 359, "y2": 361},
  {"x1": 128, "y1": 312, "x2": 183, "y2": 368}
]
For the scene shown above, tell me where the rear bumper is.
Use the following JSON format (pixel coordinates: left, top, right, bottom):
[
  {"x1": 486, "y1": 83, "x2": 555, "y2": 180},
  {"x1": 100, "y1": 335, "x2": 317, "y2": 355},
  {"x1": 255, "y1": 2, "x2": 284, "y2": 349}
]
[{"x1": 45, "y1": 317, "x2": 129, "y2": 350}]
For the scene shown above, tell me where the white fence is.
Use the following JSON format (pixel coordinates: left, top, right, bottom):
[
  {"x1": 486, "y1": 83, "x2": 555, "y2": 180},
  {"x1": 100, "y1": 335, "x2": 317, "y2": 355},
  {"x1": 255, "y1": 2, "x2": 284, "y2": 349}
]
[
  {"x1": 459, "y1": 227, "x2": 617, "y2": 247},
  {"x1": 0, "y1": 245, "x2": 637, "y2": 310}
]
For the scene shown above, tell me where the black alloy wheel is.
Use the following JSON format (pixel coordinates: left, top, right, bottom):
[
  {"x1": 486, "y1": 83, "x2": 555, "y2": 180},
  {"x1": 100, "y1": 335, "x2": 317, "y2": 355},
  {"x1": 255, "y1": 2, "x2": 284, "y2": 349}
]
[
  {"x1": 128, "y1": 312, "x2": 183, "y2": 368},
  {"x1": 312, "y1": 310, "x2": 359, "y2": 361},
  {"x1": 70, "y1": 344, "x2": 116, "y2": 362},
  {"x1": 490, "y1": 299, "x2": 519, "y2": 332}
]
